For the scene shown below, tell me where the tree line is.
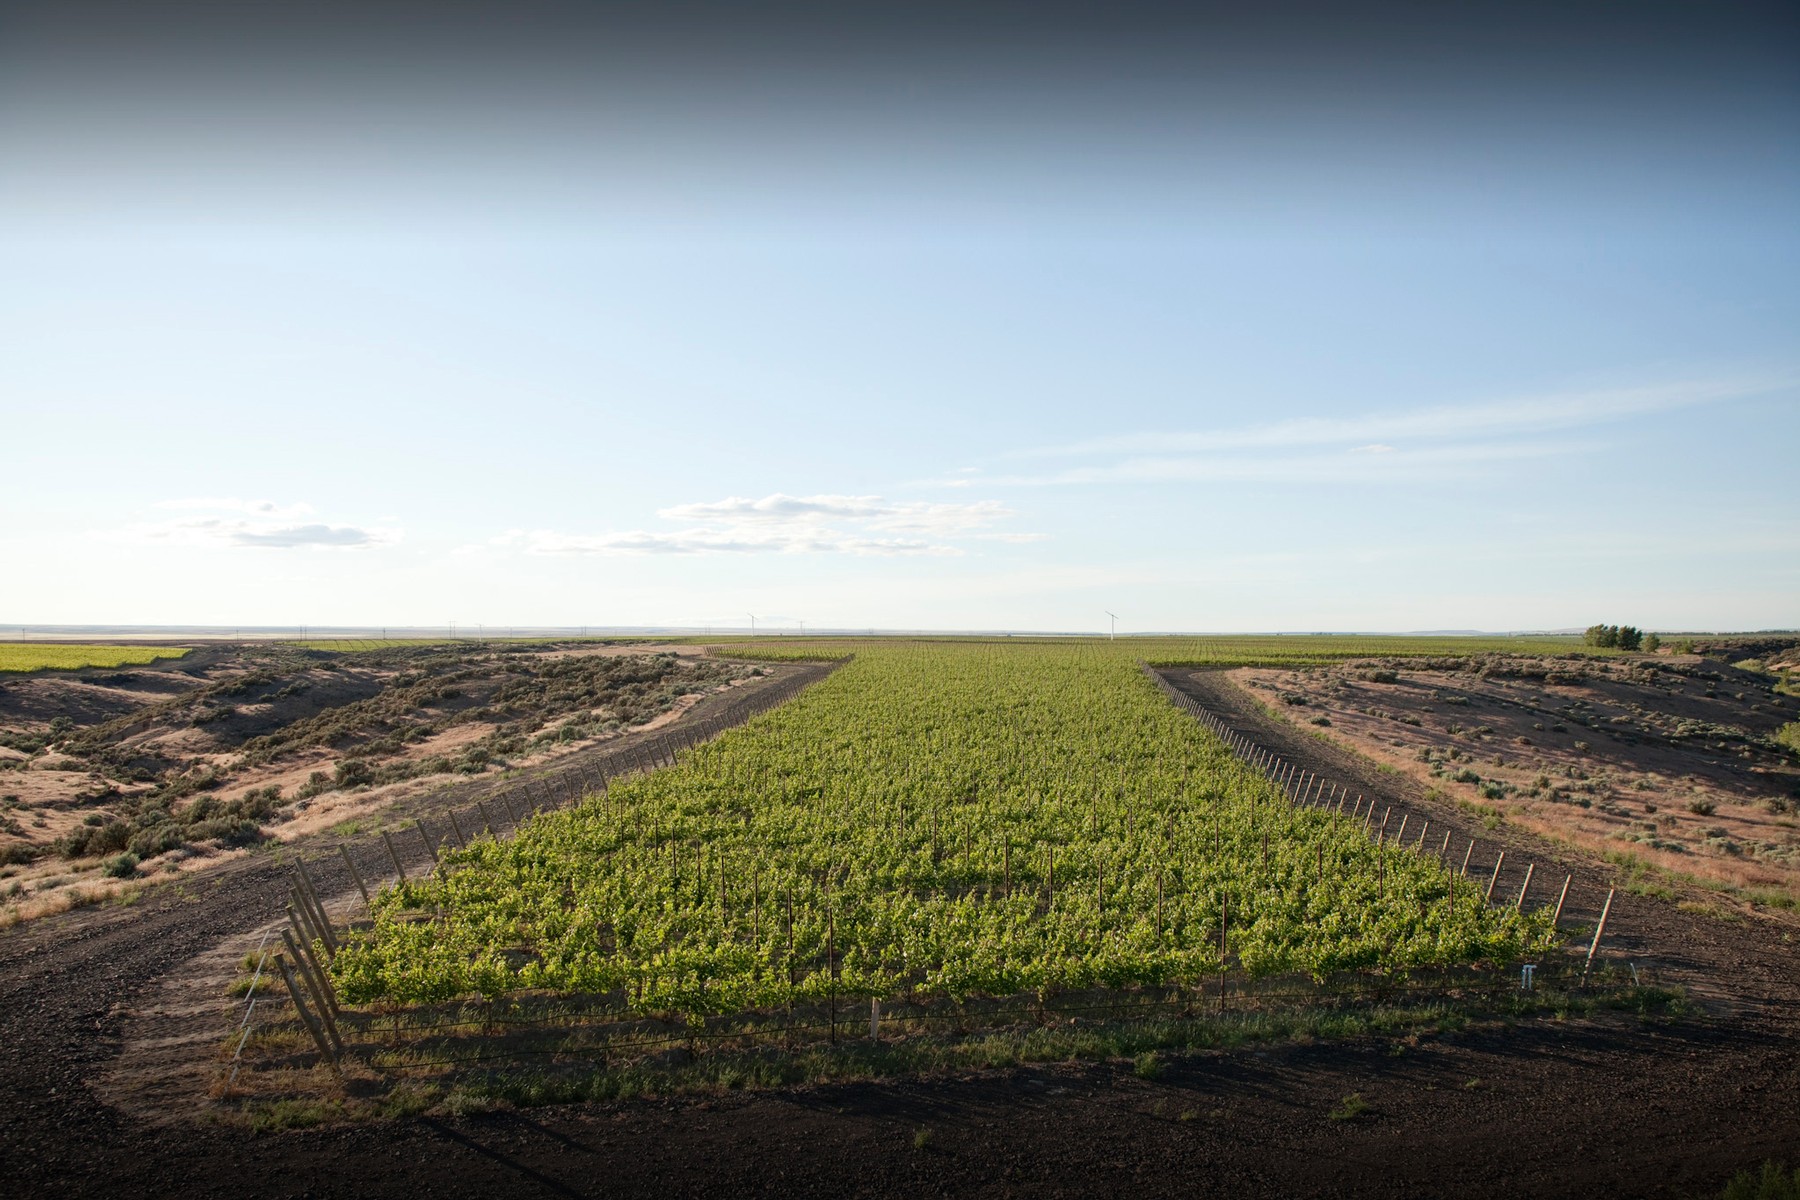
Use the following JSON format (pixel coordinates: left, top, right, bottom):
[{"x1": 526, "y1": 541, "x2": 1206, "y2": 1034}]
[{"x1": 1584, "y1": 624, "x2": 1659, "y2": 652}]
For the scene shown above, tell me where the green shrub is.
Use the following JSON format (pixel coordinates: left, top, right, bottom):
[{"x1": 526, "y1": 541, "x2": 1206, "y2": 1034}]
[
  {"x1": 127, "y1": 823, "x2": 185, "y2": 858},
  {"x1": 1720, "y1": 1161, "x2": 1800, "y2": 1200},
  {"x1": 187, "y1": 816, "x2": 265, "y2": 847},
  {"x1": 101, "y1": 852, "x2": 139, "y2": 879},
  {"x1": 55, "y1": 819, "x2": 130, "y2": 859}
]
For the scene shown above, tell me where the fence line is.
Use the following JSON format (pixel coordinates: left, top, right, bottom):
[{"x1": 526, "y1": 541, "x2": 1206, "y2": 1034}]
[
  {"x1": 1140, "y1": 663, "x2": 1614, "y2": 945},
  {"x1": 232, "y1": 954, "x2": 1637, "y2": 1079},
  {"x1": 232, "y1": 659, "x2": 848, "y2": 1077}
]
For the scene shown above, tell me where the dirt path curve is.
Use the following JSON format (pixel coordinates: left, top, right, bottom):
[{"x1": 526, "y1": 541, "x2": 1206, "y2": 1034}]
[
  {"x1": 2, "y1": 661, "x2": 1798, "y2": 1199},
  {"x1": 0, "y1": 663, "x2": 836, "y2": 1180}
]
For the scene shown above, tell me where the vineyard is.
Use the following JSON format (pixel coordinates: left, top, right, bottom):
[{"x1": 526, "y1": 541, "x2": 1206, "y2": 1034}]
[
  {"x1": 330, "y1": 643, "x2": 1556, "y2": 1024},
  {"x1": 694, "y1": 633, "x2": 1597, "y2": 667},
  {"x1": 0, "y1": 643, "x2": 191, "y2": 673}
]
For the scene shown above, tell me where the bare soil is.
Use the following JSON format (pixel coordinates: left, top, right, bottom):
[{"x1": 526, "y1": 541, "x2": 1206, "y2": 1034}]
[
  {"x1": 0, "y1": 660, "x2": 1796, "y2": 1199},
  {"x1": 1231, "y1": 650, "x2": 1800, "y2": 908}
]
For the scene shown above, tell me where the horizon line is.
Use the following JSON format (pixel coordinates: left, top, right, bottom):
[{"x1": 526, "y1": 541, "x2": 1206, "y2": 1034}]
[{"x1": 4, "y1": 623, "x2": 1794, "y2": 643}]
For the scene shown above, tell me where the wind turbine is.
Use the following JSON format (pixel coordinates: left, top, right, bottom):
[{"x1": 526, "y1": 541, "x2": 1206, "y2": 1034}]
[{"x1": 1106, "y1": 611, "x2": 1119, "y2": 641}]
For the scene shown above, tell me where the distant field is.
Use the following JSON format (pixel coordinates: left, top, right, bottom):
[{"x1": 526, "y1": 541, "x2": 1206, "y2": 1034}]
[
  {"x1": 290, "y1": 639, "x2": 446, "y2": 652},
  {"x1": 292, "y1": 637, "x2": 667, "y2": 653},
  {"x1": 0, "y1": 644, "x2": 191, "y2": 674},
  {"x1": 707, "y1": 633, "x2": 1598, "y2": 666}
]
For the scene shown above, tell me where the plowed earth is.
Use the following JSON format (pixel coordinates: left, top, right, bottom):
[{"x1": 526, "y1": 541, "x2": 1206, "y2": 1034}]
[{"x1": 0, "y1": 664, "x2": 1796, "y2": 1199}]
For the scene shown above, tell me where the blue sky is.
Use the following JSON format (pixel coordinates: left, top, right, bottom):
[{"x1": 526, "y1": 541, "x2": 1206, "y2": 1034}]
[{"x1": 3, "y1": 2, "x2": 1796, "y2": 633}]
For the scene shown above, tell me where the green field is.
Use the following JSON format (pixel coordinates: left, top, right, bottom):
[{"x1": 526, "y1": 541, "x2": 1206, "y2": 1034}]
[
  {"x1": 700, "y1": 632, "x2": 1596, "y2": 666},
  {"x1": 290, "y1": 639, "x2": 449, "y2": 653},
  {"x1": 334, "y1": 641, "x2": 1554, "y2": 1014},
  {"x1": 0, "y1": 643, "x2": 191, "y2": 673},
  {"x1": 292, "y1": 637, "x2": 666, "y2": 653}
]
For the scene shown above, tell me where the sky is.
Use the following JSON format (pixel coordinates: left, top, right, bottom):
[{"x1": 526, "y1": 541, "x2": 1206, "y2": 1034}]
[{"x1": 2, "y1": 0, "x2": 1797, "y2": 634}]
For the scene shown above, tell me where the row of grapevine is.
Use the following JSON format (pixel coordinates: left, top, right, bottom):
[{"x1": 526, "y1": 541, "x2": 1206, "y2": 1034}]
[{"x1": 331, "y1": 643, "x2": 1554, "y2": 1017}]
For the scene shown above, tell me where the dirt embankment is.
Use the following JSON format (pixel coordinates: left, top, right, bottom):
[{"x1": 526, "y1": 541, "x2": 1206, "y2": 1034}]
[
  {"x1": 1222, "y1": 653, "x2": 1800, "y2": 912},
  {"x1": 0, "y1": 641, "x2": 759, "y2": 925}
]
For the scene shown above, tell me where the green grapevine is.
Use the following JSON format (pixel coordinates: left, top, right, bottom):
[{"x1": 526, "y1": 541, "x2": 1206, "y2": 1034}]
[{"x1": 333, "y1": 643, "x2": 1554, "y2": 1015}]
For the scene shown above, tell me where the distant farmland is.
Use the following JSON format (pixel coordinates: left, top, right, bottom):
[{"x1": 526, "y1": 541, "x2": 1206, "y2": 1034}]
[{"x1": 0, "y1": 644, "x2": 191, "y2": 673}]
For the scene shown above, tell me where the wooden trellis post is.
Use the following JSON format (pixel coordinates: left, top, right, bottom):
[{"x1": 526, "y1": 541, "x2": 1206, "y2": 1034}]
[
  {"x1": 1581, "y1": 889, "x2": 1616, "y2": 985},
  {"x1": 381, "y1": 830, "x2": 408, "y2": 884},
  {"x1": 338, "y1": 845, "x2": 370, "y2": 908},
  {"x1": 277, "y1": 953, "x2": 338, "y2": 1070}
]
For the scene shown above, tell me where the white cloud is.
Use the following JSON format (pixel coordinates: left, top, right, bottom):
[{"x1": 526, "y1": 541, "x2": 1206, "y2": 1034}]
[
  {"x1": 658, "y1": 494, "x2": 888, "y2": 523},
  {"x1": 111, "y1": 500, "x2": 399, "y2": 550},
  {"x1": 930, "y1": 373, "x2": 1795, "y2": 490},
  {"x1": 657, "y1": 493, "x2": 1011, "y2": 535},
  {"x1": 510, "y1": 492, "x2": 1029, "y2": 558},
  {"x1": 867, "y1": 500, "x2": 1015, "y2": 535},
  {"x1": 517, "y1": 527, "x2": 953, "y2": 557},
  {"x1": 973, "y1": 439, "x2": 1585, "y2": 487},
  {"x1": 1010, "y1": 376, "x2": 1789, "y2": 461}
]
